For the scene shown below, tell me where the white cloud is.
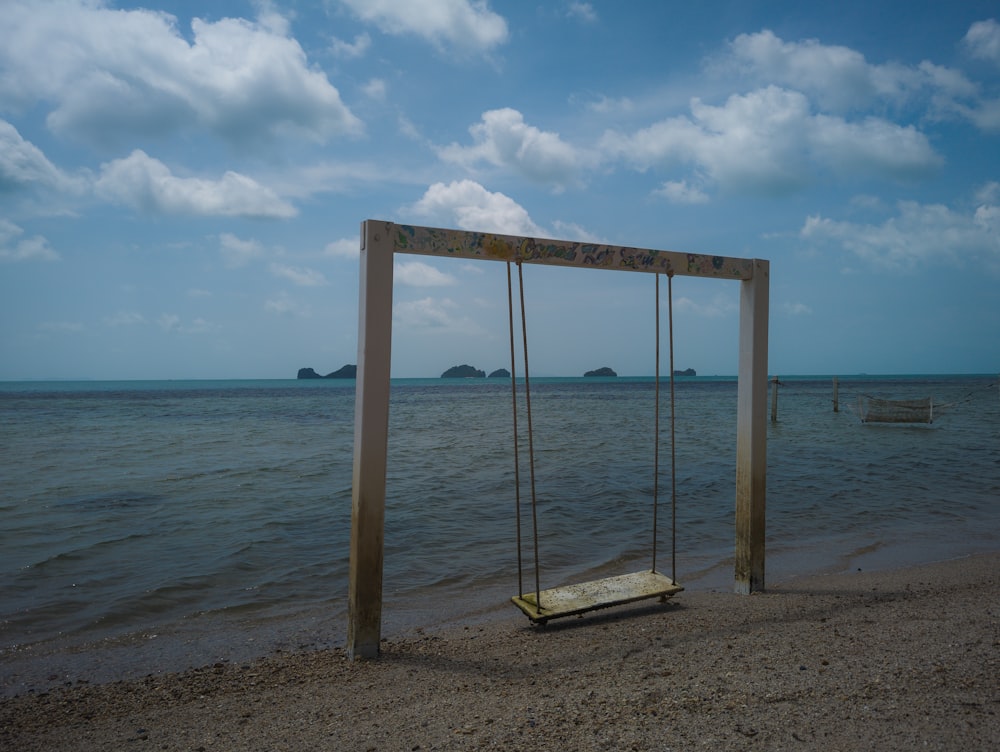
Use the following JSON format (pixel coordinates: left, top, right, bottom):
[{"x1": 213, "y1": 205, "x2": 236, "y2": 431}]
[
  {"x1": 157, "y1": 313, "x2": 181, "y2": 332},
  {"x1": 324, "y1": 238, "x2": 360, "y2": 258},
  {"x1": 0, "y1": 121, "x2": 85, "y2": 194},
  {"x1": 566, "y1": 3, "x2": 598, "y2": 24},
  {"x1": 586, "y1": 95, "x2": 635, "y2": 115},
  {"x1": 397, "y1": 115, "x2": 422, "y2": 141},
  {"x1": 267, "y1": 160, "x2": 387, "y2": 200},
  {"x1": 95, "y1": 150, "x2": 297, "y2": 218},
  {"x1": 719, "y1": 29, "x2": 999, "y2": 133},
  {"x1": 331, "y1": 32, "x2": 372, "y2": 59},
  {"x1": 0, "y1": 1, "x2": 362, "y2": 148},
  {"x1": 395, "y1": 260, "x2": 458, "y2": 286},
  {"x1": 809, "y1": 115, "x2": 944, "y2": 179},
  {"x1": 155, "y1": 313, "x2": 216, "y2": 333},
  {"x1": 409, "y1": 180, "x2": 546, "y2": 236},
  {"x1": 849, "y1": 194, "x2": 888, "y2": 212},
  {"x1": 220, "y1": 233, "x2": 265, "y2": 267},
  {"x1": 549, "y1": 220, "x2": 604, "y2": 243},
  {"x1": 339, "y1": 0, "x2": 508, "y2": 54},
  {"x1": 917, "y1": 60, "x2": 980, "y2": 102},
  {"x1": 0, "y1": 219, "x2": 59, "y2": 262},
  {"x1": 654, "y1": 180, "x2": 710, "y2": 205},
  {"x1": 674, "y1": 293, "x2": 737, "y2": 318},
  {"x1": 960, "y1": 97, "x2": 1000, "y2": 132},
  {"x1": 38, "y1": 321, "x2": 84, "y2": 333},
  {"x1": 800, "y1": 200, "x2": 1000, "y2": 272},
  {"x1": 722, "y1": 29, "x2": 961, "y2": 112},
  {"x1": 782, "y1": 302, "x2": 813, "y2": 316},
  {"x1": 269, "y1": 263, "x2": 329, "y2": 286},
  {"x1": 601, "y1": 87, "x2": 810, "y2": 194},
  {"x1": 601, "y1": 87, "x2": 941, "y2": 195},
  {"x1": 362, "y1": 78, "x2": 388, "y2": 101},
  {"x1": 976, "y1": 181, "x2": 1000, "y2": 204},
  {"x1": 964, "y1": 19, "x2": 1000, "y2": 65},
  {"x1": 264, "y1": 291, "x2": 311, "y2": 317},
  {"x1": 438, "y1": 108, "x2": 585, "y2": 188},
  {"x1": 185, "y1": 317, "x2": 215, "y2": 334},
  {"x1": 975, "y1": 203, "x2": 1000, "y2": 234},
  {"x1": 394, "y1": 296, "x2": 485, "y2": 335},
  {"x1": 104, "y1": 311, "x2": 147, "y2": 327}
]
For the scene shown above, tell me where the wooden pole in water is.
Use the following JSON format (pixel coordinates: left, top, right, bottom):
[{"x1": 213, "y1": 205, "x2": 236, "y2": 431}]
[
  {"x1": 833, "y1": 376, "x2": 839, "y2": 412},
  {"x1": 347, "y1": 221, "x2": 394, "y2": 660},
  {"x1": 770, "y1": 376, "x2": 779, "y2": 423},
  {"x1": 735, "y1": 259, "x2": 769, "y2": 594}
]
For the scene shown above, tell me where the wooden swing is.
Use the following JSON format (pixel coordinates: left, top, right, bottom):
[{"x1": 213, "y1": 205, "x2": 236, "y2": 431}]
[
  {"x1": 506, "y1": 262, "x2": 683, "y2": 624},
  {"x1": 348, "y1": 221, "x2": 768, "y2": 660}
]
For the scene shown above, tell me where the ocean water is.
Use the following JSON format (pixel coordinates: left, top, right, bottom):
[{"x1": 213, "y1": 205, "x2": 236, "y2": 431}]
[{"x1": 1, "y1": 374, "x2": 998, "y2": 694}]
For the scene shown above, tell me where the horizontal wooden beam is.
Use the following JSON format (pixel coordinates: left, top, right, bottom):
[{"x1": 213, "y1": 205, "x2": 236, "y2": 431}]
[{"x1": 373, "y1": 221, "x2": 756, "y2": 281}]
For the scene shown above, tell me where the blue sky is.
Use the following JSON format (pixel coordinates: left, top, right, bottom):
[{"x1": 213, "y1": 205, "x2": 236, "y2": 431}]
[{"x1": 1, "y1": 0, "x2": 998, "y2": 379}]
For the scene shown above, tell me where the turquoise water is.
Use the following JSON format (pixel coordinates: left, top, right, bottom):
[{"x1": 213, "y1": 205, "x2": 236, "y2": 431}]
[{"x1": 1, "y1": 375, "x2": 998, "y2": 693}]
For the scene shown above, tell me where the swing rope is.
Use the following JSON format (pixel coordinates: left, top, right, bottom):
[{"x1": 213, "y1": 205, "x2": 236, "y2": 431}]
[
  {"x1": 506, "y1": 262, "x2": 524, "y2": 598},
  {"x1": 652, "y1": 275, "x2": 660, "y2": 573},
  {"x1": 509, "y1": 260, "x2": 541, "y2": 607},
  {"x1": 667, "y1": 272, "x2": 677, "y2": 584},
  {"x1": 653, "y1": 271, "x2": 678, "y2": 583}
]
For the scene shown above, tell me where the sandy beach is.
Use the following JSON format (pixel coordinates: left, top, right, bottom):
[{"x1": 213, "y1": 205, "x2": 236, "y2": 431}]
[{"x1": 2, "y1": 553, "x2": 997, "y2": 751}]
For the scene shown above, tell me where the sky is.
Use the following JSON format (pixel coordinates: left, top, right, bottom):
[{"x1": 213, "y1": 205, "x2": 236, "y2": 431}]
[{"x1": 1, "y1": 0, "x2": 999, "y2": 380}]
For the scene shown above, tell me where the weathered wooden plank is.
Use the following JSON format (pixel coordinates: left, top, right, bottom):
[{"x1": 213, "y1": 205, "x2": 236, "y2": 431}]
[
  {"x1": 511, "y1": 571, "x2": 683, "y2": 624},
  {"x1": 735, "y1": 259, "x2": 769, "y2": 595},
  {"x1": 347, "y1": 221, "x2": 395, "y2": 660},
  {"x1": 381, "y1": 221, "x2": 756, "y2": 280}
]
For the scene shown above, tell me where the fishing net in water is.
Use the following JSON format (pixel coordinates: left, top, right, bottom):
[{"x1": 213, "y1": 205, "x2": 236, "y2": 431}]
[{"x1": 858, "y1": 395, "x2": 934, "y2": 424}]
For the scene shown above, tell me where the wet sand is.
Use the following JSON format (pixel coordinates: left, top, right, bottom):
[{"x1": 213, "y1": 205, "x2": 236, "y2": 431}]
[{"x1": 1, "y1": 553, "x2": 997, "y2": 751}]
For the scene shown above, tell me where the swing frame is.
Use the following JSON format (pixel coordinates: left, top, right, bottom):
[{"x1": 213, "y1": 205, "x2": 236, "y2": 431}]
[{"x1": 348, "y1": 220, "x2": 769, "y2": 659}]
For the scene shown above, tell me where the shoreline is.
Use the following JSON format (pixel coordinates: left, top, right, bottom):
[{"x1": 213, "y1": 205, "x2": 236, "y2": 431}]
[
  {"x1": 3, "y1": 530, "x2": 997, "y2": 700},
  {"x1": 2, "y1": 552, "x2": 997, "y2": 751}
]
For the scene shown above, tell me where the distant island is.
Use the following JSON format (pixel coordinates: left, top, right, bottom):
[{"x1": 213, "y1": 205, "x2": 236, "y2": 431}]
[
  {"x1": 297, "y1": 364, "x2": 694, "y2": 379},
  {"x1": 297, "y1": 365, "x2": 357, "y2": 379},
  {"x1": 441, "y1": 364, "x2": 485, "y2": 378}
]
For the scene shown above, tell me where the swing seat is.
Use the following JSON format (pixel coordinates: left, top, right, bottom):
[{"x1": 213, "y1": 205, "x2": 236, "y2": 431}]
[{"x1": 511, "y1": 570, "x2": 683, "y2": 624}]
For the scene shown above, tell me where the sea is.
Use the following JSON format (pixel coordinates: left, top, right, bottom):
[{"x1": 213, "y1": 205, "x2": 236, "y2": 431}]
[{"x1": 1, "y1": 374, "x2": 998, "y2": 695}]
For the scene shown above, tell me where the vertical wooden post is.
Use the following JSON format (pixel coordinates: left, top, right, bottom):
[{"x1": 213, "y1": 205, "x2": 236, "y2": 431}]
[
  {"x1": 832, "y1": 376, "x2": 839, "y2": 412},
  {"x1": 347, "y1": 221, "x2": 394, "y2": 660},
  {"x1": 735, "y1": 259, "x2": 769, "y2": 594},
  {"x1": 770, "y1": 376, "x2": 779, "y2": 423}
]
